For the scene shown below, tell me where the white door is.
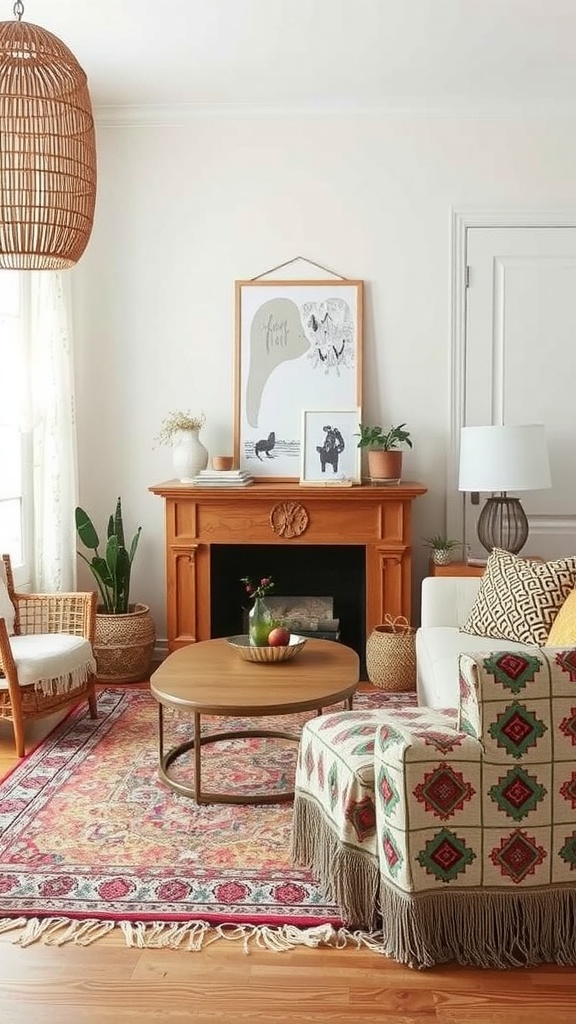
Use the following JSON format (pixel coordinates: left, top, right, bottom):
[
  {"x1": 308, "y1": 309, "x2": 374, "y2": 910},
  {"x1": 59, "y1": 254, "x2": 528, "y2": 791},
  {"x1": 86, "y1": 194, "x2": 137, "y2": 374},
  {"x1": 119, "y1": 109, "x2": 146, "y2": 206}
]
[{"x1": 454, "y1": 225, "x2": 576, "y2": 561}]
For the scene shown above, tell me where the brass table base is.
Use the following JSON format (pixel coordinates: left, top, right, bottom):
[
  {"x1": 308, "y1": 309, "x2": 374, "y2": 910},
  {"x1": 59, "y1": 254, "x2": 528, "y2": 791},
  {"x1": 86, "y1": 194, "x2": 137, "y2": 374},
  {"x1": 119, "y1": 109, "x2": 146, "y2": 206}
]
[{"x1": 158, "y1": 705, "x2": 300, "y2": 805}]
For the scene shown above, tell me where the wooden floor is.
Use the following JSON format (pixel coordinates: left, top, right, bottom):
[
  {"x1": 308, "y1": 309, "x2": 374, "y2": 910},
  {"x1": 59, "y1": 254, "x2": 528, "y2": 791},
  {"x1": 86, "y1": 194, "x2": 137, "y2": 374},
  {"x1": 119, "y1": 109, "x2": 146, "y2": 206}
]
[{"x1": 1, "y1": 688, "x2": 576, "y2": 1023}]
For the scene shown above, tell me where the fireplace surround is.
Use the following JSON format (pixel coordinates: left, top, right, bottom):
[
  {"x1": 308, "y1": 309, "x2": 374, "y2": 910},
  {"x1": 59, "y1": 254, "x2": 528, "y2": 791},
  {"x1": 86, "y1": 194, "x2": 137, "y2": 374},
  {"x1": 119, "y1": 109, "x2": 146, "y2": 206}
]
[{"x1": 150, "y1": 480, "x2": 427, "y2": 669}]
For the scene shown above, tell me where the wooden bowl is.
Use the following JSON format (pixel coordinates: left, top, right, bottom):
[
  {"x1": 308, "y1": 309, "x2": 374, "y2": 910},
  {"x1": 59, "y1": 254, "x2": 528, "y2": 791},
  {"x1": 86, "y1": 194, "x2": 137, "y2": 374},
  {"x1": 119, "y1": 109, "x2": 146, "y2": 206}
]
[{"x1": 226, "y1": 634, "x2": 307, "y2": 663}]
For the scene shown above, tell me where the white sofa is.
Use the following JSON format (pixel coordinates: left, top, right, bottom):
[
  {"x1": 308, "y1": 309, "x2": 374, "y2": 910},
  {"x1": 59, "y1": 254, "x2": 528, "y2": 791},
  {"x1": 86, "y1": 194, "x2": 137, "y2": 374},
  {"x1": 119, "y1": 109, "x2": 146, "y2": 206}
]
[{"x1": 416, "y1": 575, "x2": 540, "y2": 708}]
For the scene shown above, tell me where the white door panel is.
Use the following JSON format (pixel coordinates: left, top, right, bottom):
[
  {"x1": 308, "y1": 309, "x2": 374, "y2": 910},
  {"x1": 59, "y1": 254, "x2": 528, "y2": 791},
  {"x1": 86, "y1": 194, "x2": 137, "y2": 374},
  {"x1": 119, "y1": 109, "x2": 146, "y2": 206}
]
[{"x1": 459, "y1": 226, "x2": 576, "y2": 560}]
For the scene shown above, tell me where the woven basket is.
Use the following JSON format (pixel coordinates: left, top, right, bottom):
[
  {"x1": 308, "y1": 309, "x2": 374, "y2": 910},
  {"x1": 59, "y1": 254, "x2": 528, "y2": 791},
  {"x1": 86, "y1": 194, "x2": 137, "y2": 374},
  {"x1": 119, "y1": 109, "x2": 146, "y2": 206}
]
[
  {"x1": 94, "y1": 604, "x2": 155, "y2": 684},
  {"x1": 366, "y1": 615, "x2": 416, "y2": 692}
]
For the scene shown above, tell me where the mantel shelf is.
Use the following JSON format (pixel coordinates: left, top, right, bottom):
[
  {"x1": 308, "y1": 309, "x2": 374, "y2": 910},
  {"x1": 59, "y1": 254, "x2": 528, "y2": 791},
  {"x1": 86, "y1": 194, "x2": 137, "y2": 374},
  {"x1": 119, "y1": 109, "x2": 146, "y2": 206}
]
[{"x1": 150, "y1": 480, "x2": 427, "y2": 500}]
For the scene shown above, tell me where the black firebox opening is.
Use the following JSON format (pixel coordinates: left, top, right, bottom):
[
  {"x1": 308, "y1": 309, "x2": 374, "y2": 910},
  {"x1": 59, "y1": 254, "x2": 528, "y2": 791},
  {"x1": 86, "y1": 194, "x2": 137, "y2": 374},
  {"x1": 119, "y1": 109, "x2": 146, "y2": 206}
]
[{"x1": 210, "y1": 544, "x2": 366, "y2": 676}]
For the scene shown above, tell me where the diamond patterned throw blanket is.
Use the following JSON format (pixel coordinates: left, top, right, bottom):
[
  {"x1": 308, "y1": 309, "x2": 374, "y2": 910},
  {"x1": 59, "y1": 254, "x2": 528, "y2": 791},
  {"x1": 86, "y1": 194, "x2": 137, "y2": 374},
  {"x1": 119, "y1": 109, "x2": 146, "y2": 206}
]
[{"x1": 292, "y1": 648, "x2": 576, "y2": 967}]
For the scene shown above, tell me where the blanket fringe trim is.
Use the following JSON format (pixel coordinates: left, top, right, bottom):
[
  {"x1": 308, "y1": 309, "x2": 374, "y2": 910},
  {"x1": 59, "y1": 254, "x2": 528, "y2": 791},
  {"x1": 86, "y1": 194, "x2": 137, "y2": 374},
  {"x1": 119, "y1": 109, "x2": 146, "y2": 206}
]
[
  {"x1": 34, "y1": 660, "x2": 96, "y2": 697},
  {"x1": 377, "y1": 883, "x2": 576, "y2": 970},
  {"x1": 291, "y1": 790, "x2": 380, "y2": 930},
  {"x1": 0, "y1": 916, "x2": 388, "y2": 955}
]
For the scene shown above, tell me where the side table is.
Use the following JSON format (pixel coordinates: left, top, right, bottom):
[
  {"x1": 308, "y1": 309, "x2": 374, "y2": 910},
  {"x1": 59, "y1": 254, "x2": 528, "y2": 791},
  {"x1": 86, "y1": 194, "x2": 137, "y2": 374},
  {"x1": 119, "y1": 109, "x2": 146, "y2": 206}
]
[{"x1": 428, "y1": 559, "x2": 485, "y2": 578}]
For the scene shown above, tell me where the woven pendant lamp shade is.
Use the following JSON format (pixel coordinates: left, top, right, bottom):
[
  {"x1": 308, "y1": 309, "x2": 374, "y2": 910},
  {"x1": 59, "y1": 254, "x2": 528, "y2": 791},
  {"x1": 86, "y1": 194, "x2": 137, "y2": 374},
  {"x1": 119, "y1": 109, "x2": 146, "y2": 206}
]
[{"x1": 0, "y1": 14, "x2": 97, "y2": 269}]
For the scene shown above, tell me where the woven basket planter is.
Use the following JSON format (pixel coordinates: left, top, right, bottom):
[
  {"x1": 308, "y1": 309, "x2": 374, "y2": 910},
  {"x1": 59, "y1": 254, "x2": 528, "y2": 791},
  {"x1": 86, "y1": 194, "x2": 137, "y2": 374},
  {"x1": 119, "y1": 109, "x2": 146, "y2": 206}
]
[
  {"x1": 366, "y1": 615, "x2": 416, "y2": 692},
  {"x1": 94, "y1": 604, "x2": 155, "y2": 684}
]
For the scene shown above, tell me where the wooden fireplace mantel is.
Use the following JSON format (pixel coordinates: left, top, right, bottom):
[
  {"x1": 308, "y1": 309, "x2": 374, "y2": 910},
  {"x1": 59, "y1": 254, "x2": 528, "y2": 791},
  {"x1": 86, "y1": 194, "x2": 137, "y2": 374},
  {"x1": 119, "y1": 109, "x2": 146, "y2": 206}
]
[{"x1": 150, "y1": 479, "x2": 427, "y2": 652}]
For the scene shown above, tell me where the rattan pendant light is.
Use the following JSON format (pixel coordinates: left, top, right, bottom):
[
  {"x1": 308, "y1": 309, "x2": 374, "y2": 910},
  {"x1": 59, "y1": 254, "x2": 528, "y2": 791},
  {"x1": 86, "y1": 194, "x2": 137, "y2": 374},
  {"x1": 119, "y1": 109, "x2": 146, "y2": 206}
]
[{"x1": 0, "y1": 0, "x2": 97, "y2": 269}]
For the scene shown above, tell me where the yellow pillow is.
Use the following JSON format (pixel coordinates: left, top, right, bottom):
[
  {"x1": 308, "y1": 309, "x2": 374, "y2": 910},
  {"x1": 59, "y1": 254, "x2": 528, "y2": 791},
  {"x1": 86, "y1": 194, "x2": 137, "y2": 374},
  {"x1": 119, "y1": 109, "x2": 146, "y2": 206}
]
[{"x1": 548, "y1": 588, "x2": 576, "y2": 645}]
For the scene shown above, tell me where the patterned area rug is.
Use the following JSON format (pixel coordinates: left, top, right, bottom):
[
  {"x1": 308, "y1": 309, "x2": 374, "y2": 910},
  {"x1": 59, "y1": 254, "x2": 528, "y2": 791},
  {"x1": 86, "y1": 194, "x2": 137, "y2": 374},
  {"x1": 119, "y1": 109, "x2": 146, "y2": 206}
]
[{"x1": 0, "y1": 686, "x2": 416, "y2": 950}]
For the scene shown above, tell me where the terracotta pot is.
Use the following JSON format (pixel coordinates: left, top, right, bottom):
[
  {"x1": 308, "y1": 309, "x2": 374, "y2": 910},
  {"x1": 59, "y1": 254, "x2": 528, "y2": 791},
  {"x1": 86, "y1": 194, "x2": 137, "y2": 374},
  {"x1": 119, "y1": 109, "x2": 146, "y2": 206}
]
[
  {"x1": 367, "y1": 449, "x2": 403, "y2": 483},
  {"x1": 212, "y1": 455, "x2": 234, "y2": 471}
]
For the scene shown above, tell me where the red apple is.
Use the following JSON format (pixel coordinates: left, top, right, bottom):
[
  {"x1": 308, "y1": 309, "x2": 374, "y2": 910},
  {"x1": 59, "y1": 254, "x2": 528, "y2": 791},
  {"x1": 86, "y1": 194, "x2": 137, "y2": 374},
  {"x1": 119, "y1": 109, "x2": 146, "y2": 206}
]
[{"x1": 268, "y1": 626, "x2": 291, "y2": 647}]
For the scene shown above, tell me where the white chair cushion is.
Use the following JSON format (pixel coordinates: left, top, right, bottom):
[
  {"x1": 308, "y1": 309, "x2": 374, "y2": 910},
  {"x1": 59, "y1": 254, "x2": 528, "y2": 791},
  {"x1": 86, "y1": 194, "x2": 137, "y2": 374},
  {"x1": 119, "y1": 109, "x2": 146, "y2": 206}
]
[
  {"x1": 4, "y1": 634, "x2": 96, "y2": 695},
  {"x1": 0, "y1": 563, "x2": 16, "y2": 636}
]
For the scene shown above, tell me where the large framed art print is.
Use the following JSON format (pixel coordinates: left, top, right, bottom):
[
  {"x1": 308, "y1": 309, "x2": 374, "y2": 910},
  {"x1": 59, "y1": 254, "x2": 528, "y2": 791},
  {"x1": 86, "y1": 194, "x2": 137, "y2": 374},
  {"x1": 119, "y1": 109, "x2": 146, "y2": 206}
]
[{"x1": 234, "y1": 279, "x2": 363, "y2": 479}]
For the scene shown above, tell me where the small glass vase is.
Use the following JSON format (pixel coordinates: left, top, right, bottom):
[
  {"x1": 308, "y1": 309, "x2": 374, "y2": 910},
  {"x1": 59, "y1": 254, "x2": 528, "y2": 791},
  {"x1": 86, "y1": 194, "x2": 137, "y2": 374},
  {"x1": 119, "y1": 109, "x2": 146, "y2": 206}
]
[{"x1": 248, "y1": 596, "x2": 272, "y2": 646}]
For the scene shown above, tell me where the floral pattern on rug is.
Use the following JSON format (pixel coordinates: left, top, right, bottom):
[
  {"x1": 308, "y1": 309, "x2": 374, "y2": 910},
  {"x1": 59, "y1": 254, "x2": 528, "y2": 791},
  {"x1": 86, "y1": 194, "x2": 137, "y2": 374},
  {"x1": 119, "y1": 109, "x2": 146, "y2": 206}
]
[{"x1": 0, "y1": 687, "x2": 414, "y2": 925}]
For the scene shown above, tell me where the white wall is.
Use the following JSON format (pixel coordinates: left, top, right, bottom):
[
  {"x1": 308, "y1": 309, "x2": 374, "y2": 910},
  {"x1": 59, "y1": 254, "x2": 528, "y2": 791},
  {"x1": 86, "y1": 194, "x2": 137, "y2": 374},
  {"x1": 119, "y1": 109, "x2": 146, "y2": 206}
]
[{"x1": 72, "y1": 112, "x2": 576, "y2": 638}]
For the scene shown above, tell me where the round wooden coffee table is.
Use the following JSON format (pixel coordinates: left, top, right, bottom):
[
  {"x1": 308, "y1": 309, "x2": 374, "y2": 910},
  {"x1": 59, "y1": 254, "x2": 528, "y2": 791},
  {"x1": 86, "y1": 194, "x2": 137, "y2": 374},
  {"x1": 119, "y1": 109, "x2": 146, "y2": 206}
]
[{"x1": 150, "y1": 637, "x2": 359, "y2": 805}]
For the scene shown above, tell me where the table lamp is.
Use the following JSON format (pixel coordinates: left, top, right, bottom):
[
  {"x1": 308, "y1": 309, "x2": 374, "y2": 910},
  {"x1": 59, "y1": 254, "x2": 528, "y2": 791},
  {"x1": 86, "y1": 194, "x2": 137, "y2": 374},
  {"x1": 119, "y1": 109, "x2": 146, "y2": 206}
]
[{"x1": 458, "y1": 424, "x2": 551, "y2": 554}]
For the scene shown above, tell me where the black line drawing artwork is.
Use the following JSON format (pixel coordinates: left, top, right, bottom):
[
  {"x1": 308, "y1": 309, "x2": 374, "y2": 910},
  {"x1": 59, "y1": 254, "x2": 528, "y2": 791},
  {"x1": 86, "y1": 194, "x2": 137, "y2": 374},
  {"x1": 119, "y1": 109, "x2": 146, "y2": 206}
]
[
  {"x1": 303, "y1": 298, "x2": 355, "y2": 376},
  {"x1": 316, "y1": 425, "x2": 345, "y2": 473},
  {"x1": 254, "y1": 431, "x2": 276, "y2": 460}
]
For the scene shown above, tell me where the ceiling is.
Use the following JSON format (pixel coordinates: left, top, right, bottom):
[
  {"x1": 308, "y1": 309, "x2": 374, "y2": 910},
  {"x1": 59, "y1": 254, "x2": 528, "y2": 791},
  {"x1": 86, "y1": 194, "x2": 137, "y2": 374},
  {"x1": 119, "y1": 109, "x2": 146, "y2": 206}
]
[{"x1": 13, "y1": 0, "x2": 576, "y2": 118}]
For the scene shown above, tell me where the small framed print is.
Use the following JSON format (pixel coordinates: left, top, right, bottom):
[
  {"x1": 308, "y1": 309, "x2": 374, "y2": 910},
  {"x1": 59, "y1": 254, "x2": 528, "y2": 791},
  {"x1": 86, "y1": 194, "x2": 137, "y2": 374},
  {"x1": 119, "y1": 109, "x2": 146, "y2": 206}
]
[{"x1": 300, "y1": 408, "x2": 362, "y2": 484}]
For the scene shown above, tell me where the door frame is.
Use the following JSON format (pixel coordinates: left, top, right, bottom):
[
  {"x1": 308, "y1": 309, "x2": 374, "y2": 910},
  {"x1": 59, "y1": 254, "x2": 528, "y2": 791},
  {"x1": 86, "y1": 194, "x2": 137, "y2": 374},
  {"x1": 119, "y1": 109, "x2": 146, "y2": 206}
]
[{"x1": 448, "y1": 208, "x2": 576, "y2": 546}]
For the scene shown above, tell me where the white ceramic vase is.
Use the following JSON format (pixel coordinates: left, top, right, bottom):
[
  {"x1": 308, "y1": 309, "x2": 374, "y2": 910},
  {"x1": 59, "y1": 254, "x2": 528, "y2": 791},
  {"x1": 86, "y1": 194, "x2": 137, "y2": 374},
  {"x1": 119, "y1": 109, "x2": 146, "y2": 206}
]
[{"x1": 171, "y1": 428, "x2": 208, "y2": 482}]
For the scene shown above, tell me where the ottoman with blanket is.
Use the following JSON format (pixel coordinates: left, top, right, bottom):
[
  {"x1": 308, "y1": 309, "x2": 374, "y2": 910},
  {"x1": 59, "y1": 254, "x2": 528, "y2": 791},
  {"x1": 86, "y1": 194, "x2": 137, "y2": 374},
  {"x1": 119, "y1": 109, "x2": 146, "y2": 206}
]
[
  {"x1": 292, "y1": 647, "x2": 576, "y2": 967},
  {"x1": 290, "y1": 703, "x2": 458, "y2": 930}
]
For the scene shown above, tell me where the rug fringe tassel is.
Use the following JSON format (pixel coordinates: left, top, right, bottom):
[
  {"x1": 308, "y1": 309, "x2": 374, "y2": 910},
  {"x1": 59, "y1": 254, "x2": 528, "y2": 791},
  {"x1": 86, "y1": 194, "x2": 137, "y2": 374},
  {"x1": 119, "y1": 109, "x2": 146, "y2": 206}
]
[
  {"x1": 0, "y1": 917, "x2": 27, "y2": 936},
  {"x1": 0, "y1": 916, "x2": 389, "y2": 954},
  {"x1": 9, "y1": 917, "x2": 115, "y2": 947}
]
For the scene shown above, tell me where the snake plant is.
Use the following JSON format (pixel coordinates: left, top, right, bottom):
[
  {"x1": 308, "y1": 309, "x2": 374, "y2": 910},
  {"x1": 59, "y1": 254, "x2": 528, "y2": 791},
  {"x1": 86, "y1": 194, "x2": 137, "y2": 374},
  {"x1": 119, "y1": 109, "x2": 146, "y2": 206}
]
[{"x1": 75, "y1": 497, "x2": 141, "y2": 614}]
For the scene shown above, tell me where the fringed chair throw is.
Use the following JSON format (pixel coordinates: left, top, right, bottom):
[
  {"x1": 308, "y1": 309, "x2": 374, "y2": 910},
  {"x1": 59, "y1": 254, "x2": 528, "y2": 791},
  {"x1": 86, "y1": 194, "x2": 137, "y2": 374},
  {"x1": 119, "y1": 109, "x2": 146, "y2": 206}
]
[{"x1": 292, "y1": 647, "x2": 576, "y2": 968}]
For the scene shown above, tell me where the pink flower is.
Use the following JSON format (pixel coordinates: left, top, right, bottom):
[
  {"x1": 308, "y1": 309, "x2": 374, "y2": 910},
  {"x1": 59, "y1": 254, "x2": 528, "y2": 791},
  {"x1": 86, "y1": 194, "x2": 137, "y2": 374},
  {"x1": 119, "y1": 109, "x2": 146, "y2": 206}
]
[{"x1": 240, "y1": 575, "x2": 275, "y2": 600}]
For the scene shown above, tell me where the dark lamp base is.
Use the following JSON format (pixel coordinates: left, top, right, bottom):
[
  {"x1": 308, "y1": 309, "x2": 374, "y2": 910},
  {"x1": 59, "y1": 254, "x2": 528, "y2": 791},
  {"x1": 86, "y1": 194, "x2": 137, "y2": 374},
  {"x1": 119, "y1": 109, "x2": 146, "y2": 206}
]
[{"x1": 477, "y1": 496, "x2": 529, "y2": 555}]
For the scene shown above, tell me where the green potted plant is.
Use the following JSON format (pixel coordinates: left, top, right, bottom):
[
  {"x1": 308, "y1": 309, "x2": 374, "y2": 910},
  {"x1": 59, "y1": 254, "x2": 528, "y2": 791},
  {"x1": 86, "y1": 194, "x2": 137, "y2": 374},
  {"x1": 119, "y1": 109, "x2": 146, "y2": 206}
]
[
  {"x1": 423, "y1": 534, "x2": 462, "y2": 566},
  {"x1": 356, "y1": 423, "x2": 413, "y2": 483},
  {"x1": 75, "y1": 497, "x2": 155, "y2": 683}
]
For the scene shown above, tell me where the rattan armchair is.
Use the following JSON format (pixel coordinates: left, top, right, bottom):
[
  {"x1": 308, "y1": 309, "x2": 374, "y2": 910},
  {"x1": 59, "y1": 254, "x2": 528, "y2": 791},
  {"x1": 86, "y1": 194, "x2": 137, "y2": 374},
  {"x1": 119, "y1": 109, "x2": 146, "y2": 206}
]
[{"x1": 0, "y1": 554, "x2": 98, "y2": 757}]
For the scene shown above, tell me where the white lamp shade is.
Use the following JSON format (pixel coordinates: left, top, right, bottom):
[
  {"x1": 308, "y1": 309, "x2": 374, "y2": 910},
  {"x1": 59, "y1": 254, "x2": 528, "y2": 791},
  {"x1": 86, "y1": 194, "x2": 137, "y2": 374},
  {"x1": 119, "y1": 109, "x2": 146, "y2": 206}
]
[{"x1": 458, "y1": 424, "x2": 551, "y2": 493}]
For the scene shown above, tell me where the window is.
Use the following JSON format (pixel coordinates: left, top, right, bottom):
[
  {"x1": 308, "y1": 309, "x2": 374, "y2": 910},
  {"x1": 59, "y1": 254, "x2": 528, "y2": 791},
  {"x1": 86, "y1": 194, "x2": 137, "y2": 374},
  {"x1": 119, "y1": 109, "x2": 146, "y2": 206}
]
[{"x1": 0, "y1": 273, "x2": 32, "y2": 587}]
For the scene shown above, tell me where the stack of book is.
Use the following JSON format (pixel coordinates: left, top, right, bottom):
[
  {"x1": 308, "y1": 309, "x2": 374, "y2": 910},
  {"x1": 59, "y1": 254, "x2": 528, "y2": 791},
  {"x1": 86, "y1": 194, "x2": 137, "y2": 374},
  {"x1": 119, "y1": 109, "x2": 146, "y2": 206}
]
[
  {"x1": 266, "y1": 596, "x2": 341, "y2": 642},
  {"x1": 295, "y1": 624, "x2": 341, "y2": 642},
  {"x1": 193, "y1": 469, "x2": 254, "y2": 487}
]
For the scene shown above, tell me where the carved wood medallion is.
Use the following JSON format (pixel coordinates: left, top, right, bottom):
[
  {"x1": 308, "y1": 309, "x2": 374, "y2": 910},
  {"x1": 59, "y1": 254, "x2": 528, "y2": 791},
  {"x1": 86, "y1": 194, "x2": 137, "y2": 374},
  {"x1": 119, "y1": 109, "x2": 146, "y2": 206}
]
[{"x1": 269, "y1": 501, "x2": 309, "y2": 539}]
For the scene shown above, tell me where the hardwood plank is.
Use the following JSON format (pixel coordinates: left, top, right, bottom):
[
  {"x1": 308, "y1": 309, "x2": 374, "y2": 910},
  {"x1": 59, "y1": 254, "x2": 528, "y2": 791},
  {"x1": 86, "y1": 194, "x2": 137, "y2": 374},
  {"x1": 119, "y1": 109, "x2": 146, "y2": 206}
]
[{"x1": 434, "y1": 987, "x2": 576, "y2": 1024}]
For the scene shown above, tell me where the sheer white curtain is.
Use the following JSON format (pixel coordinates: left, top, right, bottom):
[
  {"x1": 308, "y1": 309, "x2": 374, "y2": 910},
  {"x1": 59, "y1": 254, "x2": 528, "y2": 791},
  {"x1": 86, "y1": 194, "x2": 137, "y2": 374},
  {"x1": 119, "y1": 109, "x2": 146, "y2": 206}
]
[{"x1": 29, "y1": 272, "x2": 79, "y2": 592}]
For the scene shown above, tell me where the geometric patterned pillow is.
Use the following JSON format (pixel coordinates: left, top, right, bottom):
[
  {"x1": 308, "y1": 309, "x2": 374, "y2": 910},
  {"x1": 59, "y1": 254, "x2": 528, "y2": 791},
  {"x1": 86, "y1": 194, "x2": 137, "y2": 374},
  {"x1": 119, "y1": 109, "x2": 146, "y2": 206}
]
[{"x1": 461, "y1": 547, "x2": 576, "y2": 646}]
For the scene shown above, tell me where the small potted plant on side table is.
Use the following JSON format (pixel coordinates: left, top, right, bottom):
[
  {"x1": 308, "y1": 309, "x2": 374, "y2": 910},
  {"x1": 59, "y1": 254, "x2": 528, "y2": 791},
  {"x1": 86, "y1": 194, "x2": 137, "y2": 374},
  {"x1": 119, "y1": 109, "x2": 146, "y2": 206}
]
[
  {"x1": 423, "y1": 535, "x2": 462, "y2": 566},
  {"x1": 356, "y1": 423, "x2": 413, "y2": 483}
]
